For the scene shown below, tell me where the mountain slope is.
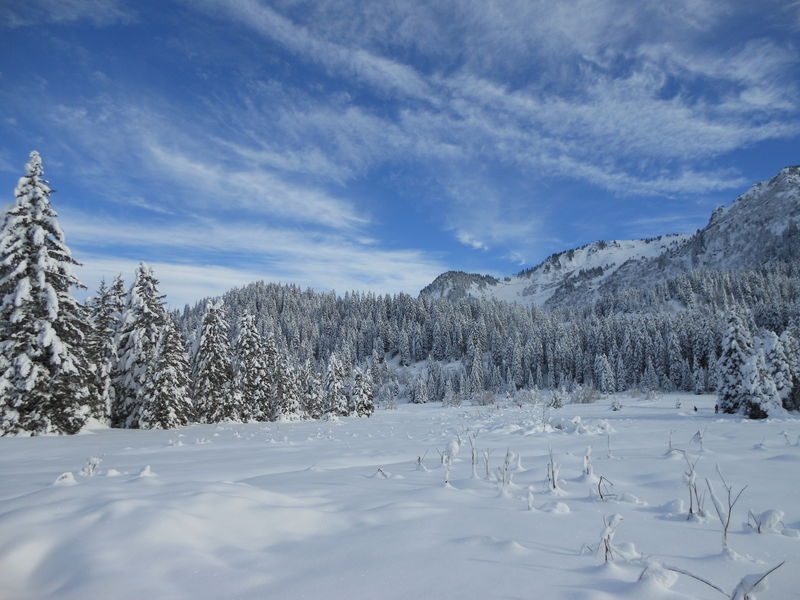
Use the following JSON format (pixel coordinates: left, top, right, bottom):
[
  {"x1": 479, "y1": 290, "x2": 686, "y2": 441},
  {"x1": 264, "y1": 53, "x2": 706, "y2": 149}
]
[{"x1": 421, "y1": 165, "x2": 800, "y2": 307}]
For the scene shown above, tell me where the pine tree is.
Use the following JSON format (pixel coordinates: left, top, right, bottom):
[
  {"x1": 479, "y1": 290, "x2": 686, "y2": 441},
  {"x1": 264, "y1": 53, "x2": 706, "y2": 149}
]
[
  {"x1": 442, "y1": 377, "x2": 455, "y2": 407},
  {"x1": 233, "y1": 313, "x2": 268, "y2": 421},
  {"x1": 716, "y1": 312, "x2": 754, "y2": 414},
  {"x1": 137, "y1": 318, "x2": 194, "y2": 428},
  {"x1": 780, "y1": 330, "x2": 800, "y2": 411},
  {"x1": 0, "y1": 151, "x2": 91, "y2": 435},
  {"x1": 324, "y1": 352, "x2": 348, "y2": 416},
  {"x1": 262, "y1": 333, "x2": 281, "y2": 420},
  {"x1": 740, "y1": 353, "x2": 781, "y2": 419},
  {"x1": 85, "y1": 279, "x2": 118, "y2": 422},
  {"x1": 276, "y1": 356, "x2": 304, "y2": 420},
  {"x1": 412, "y1": 374, "x2": 429, "y2": 404},
  {"x1": 642, "y1": 358, "x2": 659, "y2": 392},
  {"x1": 113, "y1": 264, "x2": 166, "y2": 428},
  {"x1": 301, "y1": 361, "x2": 324, "y2": 419},
  {"x1": 594, "y1": 354, "x2": 615, "y2": 393},
  {"x1": 763, "y1": 331, "x2": 792, "y2": 405},
  {"x1": 468, "y1": 334, "x2": 484, "y2": 396},
  {"x1": 351, "y1": 367, "x2": 374, "y2": 417},
  {"x1": 192, "y1": 300, "x2": 235, "y2": 423}
]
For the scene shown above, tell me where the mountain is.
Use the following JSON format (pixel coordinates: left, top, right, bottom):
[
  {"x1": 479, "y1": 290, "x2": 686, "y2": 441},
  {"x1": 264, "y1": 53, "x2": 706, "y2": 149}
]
[{"x1": 421, "y1": 165, "x2": 800, "y2": 307}]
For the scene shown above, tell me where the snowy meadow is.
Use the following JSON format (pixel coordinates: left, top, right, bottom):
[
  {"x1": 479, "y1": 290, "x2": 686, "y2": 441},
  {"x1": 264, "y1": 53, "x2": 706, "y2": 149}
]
[{"x1": 1, "y1": 393, "x2": 798, "y2": 600}]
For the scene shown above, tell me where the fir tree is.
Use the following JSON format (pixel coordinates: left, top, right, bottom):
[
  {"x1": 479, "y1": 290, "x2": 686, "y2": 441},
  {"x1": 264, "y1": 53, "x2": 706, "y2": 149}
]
[
  {"x1": 262, "y1": 334, "x2": 281, "y2": 420},
  {"x1": 642, "y1": 358, "x2": 659, "y2": 392},
  {"x1": 351, "y1": 367, "x2": 374, "y2": 417},
  {"x1": 85, "y1": 279, "x2": 118, "y2": 422},
  {"x1": 113, "y1": 264, "x2": 166, "y2": 428},
  {"x1": 324, "y1": 352, "x2": 348, "y2": 416},
  {"x1": 192, "y1": 300, "x2": 235, "y2": 423},
  {"x1": 276, "y1": 356, "x2": 304, "y2": 420},
  {"x1": 412, "y1": 374, "x2": 429, "y2": 404},
  {"x1": 0, "y1": 151, "x2": 91, "y2": 435},
  {"x1": 763, "y1": 331, "x2": 792, "y2": 406},
  {"x1": 233, "y1": 313, "x2": 268, "y2": 421},
  {"x1": 780, "y1": 330, "x2": 800, "y2": 411},
  {"x1": 594, "y1": 354, "x2": 615, "y2": 393},
  {"x1": 442, "y1": 377, "x2": 455, "y2": 407},
  {"x1": 138, "y1": 318, "x2": 194, "y2": 429},
  {"x1": 740, "y1": 353, "x2": 781, "y2": 419},
  {"x1": 716, "y1": 312, "x2": 754, "y2": 414},
  {"x1": 301, "y1": 361, "x2": 324, "y2": 419}
]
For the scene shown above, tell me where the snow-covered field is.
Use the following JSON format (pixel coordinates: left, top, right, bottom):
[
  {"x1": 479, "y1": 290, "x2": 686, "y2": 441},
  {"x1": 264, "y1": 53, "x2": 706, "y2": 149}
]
[{"x1": 1, "y1": 394, "x2": 798, "y2": 599}]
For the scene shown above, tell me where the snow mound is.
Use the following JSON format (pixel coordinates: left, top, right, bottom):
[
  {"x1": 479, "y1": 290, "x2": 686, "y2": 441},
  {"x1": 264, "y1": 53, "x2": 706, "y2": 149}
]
[{"x1": 53, "y1": 472, "x2": 77, "y2": 486}]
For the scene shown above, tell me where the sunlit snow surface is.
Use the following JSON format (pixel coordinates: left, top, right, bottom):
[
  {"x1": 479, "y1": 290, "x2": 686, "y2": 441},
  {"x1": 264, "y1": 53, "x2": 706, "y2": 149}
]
[{"x1": 1, "y1": 394, "x2": 798, "y2": 599}]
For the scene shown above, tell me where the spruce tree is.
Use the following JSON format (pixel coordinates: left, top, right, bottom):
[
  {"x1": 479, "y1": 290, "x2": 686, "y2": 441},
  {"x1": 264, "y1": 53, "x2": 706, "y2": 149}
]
[
  {"x1": 740, "y1": 353, "x2": 781, "y2": 419},
  {"x1": 0, "y1": 151, "x2": 91, "y2": 435},
  {"x1": 351, "y1": 367, "x2": 374, "y2": 417},
  {"x1": 113, "y1": 264, "x2": 166, "y2": 428},
  {"x1": 301, "y1": 361, "x2": 324, "y2": 419},
  {"x1": 192, "y1": 300, "x2": 235, "y2": 423},
  {"x1": 276, "y1": 356, "x2": 304, "y2": 420},
  {"x1": 262, "y1": 333, "x2": 281, "y2": 420},
  {"x1": 716, "y1": 312, "x2": 754, "y2": 414},
  {"x1": 780, "y1": 330, "x2": 800, "y2": 411},
  {"x1": 594, "y1": 354, "x2": 615, "y2": 393},
  {"x1": 138, "y1": 317, "x2": 194, "y2": 428},
  {"x1": 86, "y1": 279, "x2": 118, "y2": 422},
  {"x1": 412, "y1": 374, "x2": 429, "y2": 404},
  {"x1": 324, "y1": 352, "x2": 348, "y2": 416},
  {"x1": 233, "y1": 313, "x2": 268, "y2": 421},
  {"x1": 763, "y1": 331, "x2": 792, "y2": 406}
]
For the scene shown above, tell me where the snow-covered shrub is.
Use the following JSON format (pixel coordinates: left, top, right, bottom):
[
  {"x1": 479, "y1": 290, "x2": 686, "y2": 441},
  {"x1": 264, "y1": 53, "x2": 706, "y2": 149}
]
[
  {"x1": 746, "y1": 509, "x2": 784, "y2": 534},
  {"x1": 706, "y1": 466, "x2": 746, "y2": 553},
  {"x1": 549, "y1": 388, "x2": 565, "y2": 409},
  {"x1": 569, "y1": 385, "x2": 599, "y2": 404},
  {"x1": 80, "y1": 457, "x2": 103, "y2": 477}
]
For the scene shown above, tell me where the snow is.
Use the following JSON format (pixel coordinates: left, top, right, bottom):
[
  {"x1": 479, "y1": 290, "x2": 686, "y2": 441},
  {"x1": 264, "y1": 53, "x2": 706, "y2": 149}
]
[
  {"x1": 0, "y1": 393, "x2": 798, "y2": 599},
  {"x1": 425, "y1": 235, "x2": 690, "y2": 306}
]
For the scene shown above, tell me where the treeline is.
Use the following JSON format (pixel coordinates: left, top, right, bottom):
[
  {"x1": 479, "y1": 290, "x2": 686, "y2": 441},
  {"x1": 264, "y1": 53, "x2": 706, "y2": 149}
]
[
  {"x1": 1, "y1": 152, "x2": 799, "y2": 435},
  {"x1": 0, "y1": 152, "x2": 372, "y2": 435},
  {"x1": 175, "y1": 266, "x2": 800, "y2": 413}
]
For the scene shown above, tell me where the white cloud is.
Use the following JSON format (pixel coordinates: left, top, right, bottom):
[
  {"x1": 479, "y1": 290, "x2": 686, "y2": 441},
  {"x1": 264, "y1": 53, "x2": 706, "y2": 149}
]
[
  {"x1": 455, "y1": 231, "x2": 488, "y2": 251},
  {"x1": 1, "y1": 0, "x2": 133, "y2": 28},
  {"x1": 191, "y1": 0, "x2": 431, "y2": 99},
  {"x1": 63, "y1": 211, "x2": 448, "y2": 304}
]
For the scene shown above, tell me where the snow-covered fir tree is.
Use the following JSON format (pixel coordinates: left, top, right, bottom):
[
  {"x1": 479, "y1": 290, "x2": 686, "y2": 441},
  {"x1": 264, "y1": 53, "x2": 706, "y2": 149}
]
[
  {"x1": 412, "y1": 373, "x2": 429, "y2": 404},
  {"x1": 137, "y1": 317, "x2": 194, "y2": 429},
  {"x1": 276, "y1": 355, "x2": 304, "y2": 420},
  {"x1": 85, "y1": 279, "x2": 118, "y2": 422},
  {"x1": 351, "y1": 367, "x2": 374, "y2": 417},
  {"x1": 0, "y1": 151, "x2": 92, "y2": 435},
  {"x1": 262, "y1": 333, "x2": 281, "y2": 420},
  {"x1": 301, "y1": 361, "x2": 324, "y2": 419},
  {"x1": 192, "y1": 300, "x2": 236, "y2": 423},
  {"x1": 740, "y1": 352, "x2": 781, "y2": 419},
  {"x1": 716, "y1": 312, "x2": 756, "y2": 414},
  {"x1": 594, "y1": 354, "x2": 615, "y2": 393},
  {"x1": 113, "y1": 263, "x2": 166, "y2": 428},
  {"x1": 762, "y1": 331, "x2": 793, "y2": 407},
  {"x1": 324, "y1": 352, "x2": 348, "y2": 416},
  {"x1": 233, "y1": 313, "x2": 269, "y2": 421},
  {"x1": 780, "y1": 329, "x2": 800, "y2": 411}
]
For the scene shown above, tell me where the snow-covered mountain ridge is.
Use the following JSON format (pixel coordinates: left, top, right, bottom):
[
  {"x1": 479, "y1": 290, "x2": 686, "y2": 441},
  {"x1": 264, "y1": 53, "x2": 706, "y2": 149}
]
[{"x1": 421, "y1": 165, "x2": 800, "y2": 307}]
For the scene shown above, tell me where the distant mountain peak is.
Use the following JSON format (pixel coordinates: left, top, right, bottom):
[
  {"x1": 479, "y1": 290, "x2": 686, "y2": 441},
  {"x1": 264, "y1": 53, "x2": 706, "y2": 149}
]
[{"x1": 421, "y1": 164, "x2": 800, "y2": 307}]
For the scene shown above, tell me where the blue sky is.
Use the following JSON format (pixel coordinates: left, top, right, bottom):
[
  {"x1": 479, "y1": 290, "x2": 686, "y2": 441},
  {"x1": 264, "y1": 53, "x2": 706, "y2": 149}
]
[{"x1": 1, "y1": 0, "x2": 799, "y2": 306}]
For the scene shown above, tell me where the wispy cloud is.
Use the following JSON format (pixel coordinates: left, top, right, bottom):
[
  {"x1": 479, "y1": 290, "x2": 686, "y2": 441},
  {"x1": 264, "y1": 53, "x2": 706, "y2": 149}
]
[
  {"x1": 190, "y1": 0, "x2": 431, "y2": 100},
  {"x1": 63, "y1": 210, "x2": 447, "y2": 304},
  {"x1": 1, "y1": 0, "x2": 134, "y2": 28}
]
